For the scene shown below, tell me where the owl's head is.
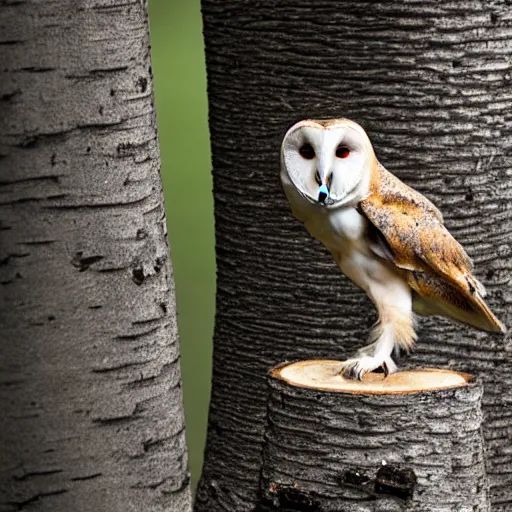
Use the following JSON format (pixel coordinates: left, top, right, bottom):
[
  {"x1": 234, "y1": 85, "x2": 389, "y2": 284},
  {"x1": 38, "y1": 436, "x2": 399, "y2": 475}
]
[{"x1": 280, "y1": 118, "x2": 375, "y2": 207}]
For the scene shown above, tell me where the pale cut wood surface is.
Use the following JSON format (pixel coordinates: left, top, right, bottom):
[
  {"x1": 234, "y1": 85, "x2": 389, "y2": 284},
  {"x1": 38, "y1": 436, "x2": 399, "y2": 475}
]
[{"x1": 276, "y1": 359, "x2": 472, "y2": 395}]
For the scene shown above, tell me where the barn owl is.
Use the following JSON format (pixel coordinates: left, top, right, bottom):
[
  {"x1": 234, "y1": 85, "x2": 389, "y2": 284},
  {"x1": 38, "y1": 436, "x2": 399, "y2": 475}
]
[{"x1": 280, "y1": 118, "x2": 506, "y2": 380}]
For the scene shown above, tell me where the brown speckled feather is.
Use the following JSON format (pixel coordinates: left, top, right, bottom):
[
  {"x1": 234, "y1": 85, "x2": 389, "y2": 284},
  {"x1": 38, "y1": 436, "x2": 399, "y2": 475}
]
[{"x1": 359, "y1": 164, "x2": 505, "y2": 333}]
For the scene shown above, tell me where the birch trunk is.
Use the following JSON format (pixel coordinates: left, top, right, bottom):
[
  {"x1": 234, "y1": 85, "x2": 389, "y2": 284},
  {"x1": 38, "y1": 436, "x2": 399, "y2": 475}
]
[
  {"x1": 197, "y1": 1, "x2": 512, "y2": 510},
  {"x1": 0, "y1": 1, "x2": 191, "y2": 511}
]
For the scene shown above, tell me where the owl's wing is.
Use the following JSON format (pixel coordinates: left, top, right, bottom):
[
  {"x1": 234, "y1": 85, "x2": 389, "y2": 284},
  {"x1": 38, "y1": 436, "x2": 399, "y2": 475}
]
[{"x1": 359, "y1": 164, "x2": 505, "y2": 333}]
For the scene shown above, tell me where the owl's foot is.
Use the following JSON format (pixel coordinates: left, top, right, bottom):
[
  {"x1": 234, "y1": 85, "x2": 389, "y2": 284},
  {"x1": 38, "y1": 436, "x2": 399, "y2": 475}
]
[
  {"x1": 356, "y1": 341, "x2": 378, "y2": 358},
  {"x1": 339, "y1": 355, "x2": 398, "y2": 381}
]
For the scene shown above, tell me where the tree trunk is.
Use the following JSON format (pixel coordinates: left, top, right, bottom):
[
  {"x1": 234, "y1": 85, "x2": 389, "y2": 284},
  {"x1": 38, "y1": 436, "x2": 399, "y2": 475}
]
[
  {"x1": 260, "y1": 361, "x2": 489, "y2": 511},
  {"x1": 197, "y1": 1, "x2": 512, "y2": 511},
  {"x1": 0, "y1": 1, "x2": 191, "y2": 511}
]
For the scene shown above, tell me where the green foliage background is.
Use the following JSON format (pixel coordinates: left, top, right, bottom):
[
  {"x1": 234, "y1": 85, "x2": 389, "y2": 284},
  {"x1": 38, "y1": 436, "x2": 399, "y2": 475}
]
[{"x1": 149, "y1": 0, "x2": 213, "y2": 489}]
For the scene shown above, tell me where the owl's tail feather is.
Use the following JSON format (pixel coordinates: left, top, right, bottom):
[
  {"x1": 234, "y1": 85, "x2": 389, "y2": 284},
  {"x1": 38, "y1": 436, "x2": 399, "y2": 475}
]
[
  {"x1": 470, "y1": 291, "x2": 506, "y2": 333},
  {"x1": 408, "y1": 269, "x2": 506, "y2": 334},
  {"x1": 412, "y1": 290, "x2": 506, "y2": 334}
]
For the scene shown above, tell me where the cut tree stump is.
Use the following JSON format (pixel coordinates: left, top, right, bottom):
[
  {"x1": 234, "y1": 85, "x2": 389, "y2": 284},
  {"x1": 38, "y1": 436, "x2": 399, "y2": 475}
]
[{"x1": 259, "y1": 360, "x2": 489, "y2": 512}]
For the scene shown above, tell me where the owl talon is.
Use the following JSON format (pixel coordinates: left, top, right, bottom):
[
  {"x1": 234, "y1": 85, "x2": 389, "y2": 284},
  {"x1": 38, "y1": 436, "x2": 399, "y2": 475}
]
[
  {"x1": 353, "y1": 367, "x2": 364, "y2": 381},
  {"x1": 340, "y1": 356, "x2": 397, "y2": 381}
]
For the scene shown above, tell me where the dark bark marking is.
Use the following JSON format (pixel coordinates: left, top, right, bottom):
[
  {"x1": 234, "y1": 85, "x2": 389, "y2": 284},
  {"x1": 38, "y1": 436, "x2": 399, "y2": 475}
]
[
  {"x1": 136, "y1": 76, "x2": 148, "y2": 92},
  {"x1": 70, "y1": 473, "x2": 102, "y2": 482},
  {"x1": 89, "y1": 1, "x2": 139, "y2": 11},
  {"x1": 70, "y1": 252, "x2": 104, "y2": 272},
  {"x1": 142, "y1": 434, "x2": 175, "y2": 453},
  {"x1": 92, "y1": 359, "x2": 155, "y2": 374},
  {"x1": 117, "y1": 138, "x2": 157, "y2": 157},
  {"x1": 132, "y1": 317, "x2": 162, "y2": 326},
  {"x1": 374, "y1": 465, "x2": 417, "y2": 500},
  {"x1": 154, "y1": 255, "x2": 165, "y2": 273},
  {"x1": 20, "y1": 240, "x2": 55, "y2": 246},
  {"x1": 0, "y1": 39, "x2": 24, "y2": 45},
  {"x1": 13, "y1": 469, "x2": 63, "y2": 481},
  {"x1": 0, "y1": 378, "x2": 26, "y2": 387},
  {"x1": 14, "y1": 129, "x2": 74, "y2": 150},
  {"x1": 136, "y1": 228, "x2": 148, "y2": 239},
  {"x1": 0, "y1": 253, "x2": 30, "y2": 266},
  {"x1": 115, "y1": 326, "x2": 160, "y2": 341},
  {"x1": 340, "y1": 469, "x2": 372, "y2": 488},
  {"x1": 132, "y1": 265, "x2": 145, "y2": 285},
  {"x1": 0, "y1": 195, "x2": 66, "y2": 206},
  {"x1": 262, "y1": 483, "x2": 322, "y2": 512},
  {"x1": 1, "y1": 89, "x2": 21, "y2": 101},
  {"x1": 124, "y1": 357, "x2": 181, "y2": 390},
  {"x1": 20, "y1": 66, "x2": 56, "y2": 73},
  {"x1": 7, "y1": 489, "x2": 68, "y2": 510},
  {"x1": 131, "y1": 476, "x2": 174, "y2": 490},
  {"x1": 97, "y1": 266, "x2": 128, "y2": 274},
  {"x1": 17, "y1": 136, "x2": 38, "y2": 149},
  {"x1": 169, "y1": 474, "x2": 193, "y2": 494},
  {"x1": 92, "y1": 413, "x2": 141, "y2": 426},
  {"x1": 89, "y1": 66, "x2": 129, "y2": 74}
]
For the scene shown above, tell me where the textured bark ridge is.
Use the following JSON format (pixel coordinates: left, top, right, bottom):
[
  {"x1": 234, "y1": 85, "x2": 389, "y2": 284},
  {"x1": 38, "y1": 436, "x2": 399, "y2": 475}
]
[
  {"x1": 198, "y1": 1, "x2": 512, "y2": 511},
  {"x1": 259, "y1": 361, "x2": 489, "y2": 512},
  {"x1": 0, "y1": 1, "x2": 191, "y2": 511}
]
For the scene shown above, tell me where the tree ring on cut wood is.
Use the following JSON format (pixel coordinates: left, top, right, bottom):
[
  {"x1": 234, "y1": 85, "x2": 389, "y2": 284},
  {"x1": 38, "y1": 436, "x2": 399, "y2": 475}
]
[{"x1": 273, "y1": 359, "x2": 472, "y2": 395}]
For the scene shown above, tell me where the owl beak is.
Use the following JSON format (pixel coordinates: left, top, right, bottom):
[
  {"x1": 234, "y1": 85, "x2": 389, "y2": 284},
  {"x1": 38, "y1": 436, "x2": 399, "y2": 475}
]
[{"x1": 318, "y1": 183, "x2": 329, "y2": 204}]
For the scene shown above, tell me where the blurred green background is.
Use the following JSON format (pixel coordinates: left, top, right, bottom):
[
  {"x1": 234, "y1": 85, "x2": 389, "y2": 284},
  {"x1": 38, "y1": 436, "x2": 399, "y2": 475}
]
[{"x1": 149, "y1": 0, "x2": 213, "y2": 490}]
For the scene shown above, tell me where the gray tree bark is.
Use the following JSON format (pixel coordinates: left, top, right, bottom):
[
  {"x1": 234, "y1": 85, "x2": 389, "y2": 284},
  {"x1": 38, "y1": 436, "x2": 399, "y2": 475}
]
[
  {"x1": 260, "y1": 363, "x2": 489, "y2": 511},
  {"x1": 0, "y1": 1, "x2": 191, "y2": 511},
  {"x1": 197, "y1": 1, "x2": 512, "y2": 511}
]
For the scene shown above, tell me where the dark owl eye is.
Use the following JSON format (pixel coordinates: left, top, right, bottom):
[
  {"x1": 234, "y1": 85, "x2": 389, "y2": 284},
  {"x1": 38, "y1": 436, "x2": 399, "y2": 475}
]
[
  {"x1": 336, "y1": 146, "x2": 350, "y2": 159},
  {"x1": 299, "y1": 143, "x2": 315, "y2": 160}
]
